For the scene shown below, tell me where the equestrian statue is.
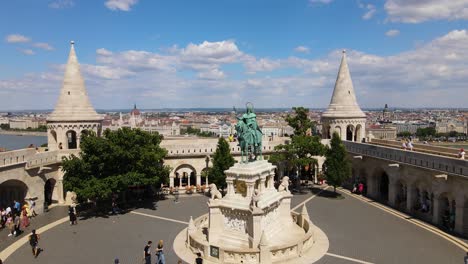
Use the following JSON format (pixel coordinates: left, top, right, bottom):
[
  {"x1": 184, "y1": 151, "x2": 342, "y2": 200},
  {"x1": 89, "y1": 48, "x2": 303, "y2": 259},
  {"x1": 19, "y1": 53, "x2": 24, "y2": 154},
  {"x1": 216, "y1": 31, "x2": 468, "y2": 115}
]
[{"x1": 234, "y1": 103, "x2": 263, "y2": 163}]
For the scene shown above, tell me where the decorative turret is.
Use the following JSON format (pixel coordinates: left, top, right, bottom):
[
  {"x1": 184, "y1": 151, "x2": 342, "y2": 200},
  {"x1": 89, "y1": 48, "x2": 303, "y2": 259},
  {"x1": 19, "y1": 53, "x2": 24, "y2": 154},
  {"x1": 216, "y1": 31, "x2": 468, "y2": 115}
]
[
  {"x1": 321, "y1": 50, "x2": 366, "y2": 142},
  {"x1": 46, "y1": 41, "x2": 103, "y2": 151}
]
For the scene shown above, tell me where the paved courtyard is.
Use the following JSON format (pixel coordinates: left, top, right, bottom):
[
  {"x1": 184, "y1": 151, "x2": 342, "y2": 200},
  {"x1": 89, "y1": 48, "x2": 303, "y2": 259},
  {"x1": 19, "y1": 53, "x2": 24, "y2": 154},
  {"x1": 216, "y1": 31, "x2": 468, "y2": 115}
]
[{"x1": 3, "y1": 187, "x2": 466, "y2": 264}]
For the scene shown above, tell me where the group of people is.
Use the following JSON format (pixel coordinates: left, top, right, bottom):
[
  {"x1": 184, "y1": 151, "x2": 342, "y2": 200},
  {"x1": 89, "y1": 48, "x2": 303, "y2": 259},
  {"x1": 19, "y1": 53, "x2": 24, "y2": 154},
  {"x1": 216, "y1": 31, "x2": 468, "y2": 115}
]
[
  {"x1": 401, "y1": 138, "x2": 414, "y2": 151},
  {"x1": 141, "y1": 241, "x2": 203, "y2": 264},
  {"x1": 0, "y1": 199, "x2": 38, "y2": 238},
  {"x1": 352, "y1": 182, "x2": 365, "y2": 195}
]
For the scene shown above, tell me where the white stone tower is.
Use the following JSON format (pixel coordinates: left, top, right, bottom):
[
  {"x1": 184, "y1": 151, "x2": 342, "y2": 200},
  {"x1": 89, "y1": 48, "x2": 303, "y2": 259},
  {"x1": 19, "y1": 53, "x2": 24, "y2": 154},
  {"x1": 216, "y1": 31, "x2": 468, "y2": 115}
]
[
  {"x1": 47, "y1": 41, "x2": 103, "y2": 150},
  {"x1": 321, "y1": 51, "x2": 366, "y2": 142}
]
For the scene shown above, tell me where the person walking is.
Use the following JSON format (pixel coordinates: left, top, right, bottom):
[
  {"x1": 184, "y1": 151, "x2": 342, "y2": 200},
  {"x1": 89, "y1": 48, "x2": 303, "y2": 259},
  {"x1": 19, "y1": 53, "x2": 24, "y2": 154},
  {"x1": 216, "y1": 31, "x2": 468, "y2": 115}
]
[
  {"x1": 156, "y1": 240, "x2": 166, "y2": 264},
  {"x1": 408, "y1": 140, "x2": 414, "y2": 151},
  {"x1": 143, "y1": 241, "x2": 152, "y2": 264},
  {"x1": 68, "y1": 206, "x2": 77, "y2": 225},
  {"x1": 459, "y1": 149, "x2": 465, "y2": 160},
  {"x1": 14, "y1": 213, "x2": 21, "y2": 237},
  {"x1": 29, "y1": 229, "x2": 40, "y2": 258},
  {"x1": 6, "y1": 213, "x2": 14, "y2": 237},
  {"x1": 195, "y1": 252, "x2": 203, "y2": 264},
  {"x1": 402, "y1": 140, "x2": 407, "y2": 150},
  {"x1": 358, "y1": 182, "x2": 364, "y2": 195}
]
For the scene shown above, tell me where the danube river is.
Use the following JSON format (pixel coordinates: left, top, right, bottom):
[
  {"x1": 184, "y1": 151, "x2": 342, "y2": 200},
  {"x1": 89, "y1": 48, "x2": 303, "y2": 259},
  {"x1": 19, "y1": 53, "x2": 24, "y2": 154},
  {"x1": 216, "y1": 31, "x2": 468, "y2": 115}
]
[{"x1": 0, "y1": 134, "x2": 47, "y2": 151}]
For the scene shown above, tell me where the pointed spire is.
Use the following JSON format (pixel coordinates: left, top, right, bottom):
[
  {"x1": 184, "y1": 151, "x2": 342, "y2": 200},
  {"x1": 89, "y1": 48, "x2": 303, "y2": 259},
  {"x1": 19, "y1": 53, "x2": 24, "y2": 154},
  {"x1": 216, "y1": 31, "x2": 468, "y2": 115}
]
[
  {"x1": 322, "y1": 50, "x2": 365, "y2": 118},
  {"x1": 259, "y1": 231, "x2": 268, "y2": 247},
  {"x1": 134, "y1": 103, "x2": 137, "y2": 110},
  {"x1": 47, "y1": 41, "x2": 102, "y2": 122}
]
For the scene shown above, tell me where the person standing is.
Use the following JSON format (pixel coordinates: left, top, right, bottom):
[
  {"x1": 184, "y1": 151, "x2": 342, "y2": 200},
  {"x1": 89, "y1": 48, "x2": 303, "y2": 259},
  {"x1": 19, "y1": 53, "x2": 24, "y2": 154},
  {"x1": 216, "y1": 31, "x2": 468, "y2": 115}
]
[
  {"x1": 6, "y1": 213, "x2": 14, "y2": 237},
  {"x1": 13, "y1": 200, "x2": 21, "y2": 215},
  {"x1": 14, "y1": 214, "x2": 21, "y2": 237},
  {"x1": 29, "y1": 229, "x2": 40, "y2": 258},
  {"x1": 195, "y1": 252, "x2": 203, "y2": 264},
  {"x1": 143, "y1": 241, "x2": 152, "y2": 264},
  {"x1": 68, "y1": 206, "x2": 77, "y2": 225},
  {"x1": 459, "y1": 149, "x2": 465, "y2": 160},
  {"x1": 401, "y1": 140, "x2": 407, "y2": 150},
  {"x1": 408, "y1": 140, "x2": 414, "y2": 151},
  {"x1": 156, "y1": 240, "x2": 166, "y2": 264}
]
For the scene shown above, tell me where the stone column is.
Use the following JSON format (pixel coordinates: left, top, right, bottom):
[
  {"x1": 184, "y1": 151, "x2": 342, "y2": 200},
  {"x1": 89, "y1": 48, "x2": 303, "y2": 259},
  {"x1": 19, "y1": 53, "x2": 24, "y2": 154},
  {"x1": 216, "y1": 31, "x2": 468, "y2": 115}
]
[
  {"x1": 259, "y1": 178, "x2": 266, "y2": 193},
  {"x1": 57, "y1": 166, "x2": 65, "y2": 204},
  {"x1": 188, "y1": 174, "x2": 191, "y2": 186},
  {"x1": 205, "y1": 174, "x2": 209, "y2": 187},
  {"x1": 196, "y1": 174, "x2": 201, "y2": 186},
  {"x1": 406, "y1": 183, "x2": 414, "y2": 213},
  {"x1": 169, "y1": 176, "x2": 174, "y2": 188},
  {"x1": 179, "y1": 177, "x2": 182, "y2": 188},
  {"x1": 432, "y1": 195, "x2": 441, "y2": 225},
  {"x1": 455, "y1": 195, "x2": 465, "y2": 235},
  {"x1": 226, "y1": 178, "x2": 235, "y2": 196},
  {"x1": 388, "y1": 178, "x2": 398, "y2": 207}
]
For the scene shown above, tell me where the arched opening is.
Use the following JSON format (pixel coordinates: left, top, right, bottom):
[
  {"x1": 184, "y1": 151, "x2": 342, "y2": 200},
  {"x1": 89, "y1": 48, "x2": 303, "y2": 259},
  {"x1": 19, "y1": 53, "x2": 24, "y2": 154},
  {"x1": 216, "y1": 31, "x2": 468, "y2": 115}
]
[
  {"x1": 462, "y1": 198, "x2": 468, "y2": 236},
  {"x1": 437, "y1": 195, "x2": 450, "y2": 229},
  {"x1": 44, "y1": 178, "x2": 56, "y2": 206},
  {"x1": 396, "y1": 181, "x2": 407, "y2": 210},
  {"x1": 334, "y1": 126, "x2": 342, "y2": 139},
  {"x1": 201, "y1": 168, "x2": 209, "y2": 186},
  {"x1": 66, "y1": 130, "x2": 77, "y2": 149},
  {"x1": 346, "y1": 125, "x2": 354, "y2": 141},
  {"x1": 0, "y1": 180, "x2": 28, "y2": 208},
  {"x1": 174, "y1": 164, "x2": 197, "y2": 188},
  {"x1": 355, "y1": 124, "x2": 362, "y2": 142},
  {"x1": 379, "y1": 172, "x2": 389, "y2": 202},
  {"x1": 324, "y1": 125, "x2": 331, "y2": 139}
]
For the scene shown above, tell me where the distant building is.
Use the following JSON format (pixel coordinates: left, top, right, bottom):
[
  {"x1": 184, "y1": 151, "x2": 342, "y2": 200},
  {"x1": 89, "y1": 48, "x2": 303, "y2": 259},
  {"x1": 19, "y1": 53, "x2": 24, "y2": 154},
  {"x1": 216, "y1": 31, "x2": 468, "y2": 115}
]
[
  {"x1": 367, "y1": 125, "x2": 397, "y2": 140},
  {"x1": 9, "y1": 119, "x2": 39, "y2": 129},
  {"x1": 393, "y1": 122, "x2": 431, "y2": 134},
  {"x1": 435, "y1": 120, "x2": 466, "y2": 134}
]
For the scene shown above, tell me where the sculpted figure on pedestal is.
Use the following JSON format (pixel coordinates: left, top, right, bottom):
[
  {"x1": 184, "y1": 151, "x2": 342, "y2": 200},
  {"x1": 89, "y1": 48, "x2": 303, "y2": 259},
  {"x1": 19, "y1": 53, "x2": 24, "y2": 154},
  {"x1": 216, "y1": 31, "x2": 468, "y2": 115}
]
[
  {"x1": 209, "y1": 183, "x2": 223, "y2": 200},
  {"x1": 278, "y1": 176, "x2": 290, "y2": 192}
]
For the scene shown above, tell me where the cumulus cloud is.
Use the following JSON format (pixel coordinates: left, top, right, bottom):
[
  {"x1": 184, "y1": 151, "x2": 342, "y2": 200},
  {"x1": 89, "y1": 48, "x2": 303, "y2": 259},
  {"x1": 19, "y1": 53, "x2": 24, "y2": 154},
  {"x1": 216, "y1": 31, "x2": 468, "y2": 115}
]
[
  {"x1": 361, "y1": 4, "x2": 377, "y2": 20},
  {"x1": 5, "y1": 34, "x2": 31, "y2": 43},
  {"x1": 385, "y1": 0, "x2": 468, "y2": 23},
  {"x1": 33, "y1": 42, "x2": 54, "y2": 51},
  {"x1": 2, "y1": 31, "x2": 468, "y2": 109},
  {"x1": 105, "y1": 0, "x2": 138, "y2": 11},
  {"x1": 19, "y1": 49, "x2": 35, "y2": 55},
  {"x1": 48, "y1": 0, "x2": 74, "y2": 9},
  {"x1": 385, "y1": 29, "x2": 400, "y2": 37},
  {"x1": 294, "y1": 46, "x2": 310, "y2": 53}
]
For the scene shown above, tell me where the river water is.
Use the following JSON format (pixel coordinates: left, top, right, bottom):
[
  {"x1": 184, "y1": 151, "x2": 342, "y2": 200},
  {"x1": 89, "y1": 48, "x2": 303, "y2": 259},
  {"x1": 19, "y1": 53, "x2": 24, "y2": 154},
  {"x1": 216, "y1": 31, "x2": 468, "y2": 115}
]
[{"x1": 0, "y1": 134, "x2": 47, "y2": 151}]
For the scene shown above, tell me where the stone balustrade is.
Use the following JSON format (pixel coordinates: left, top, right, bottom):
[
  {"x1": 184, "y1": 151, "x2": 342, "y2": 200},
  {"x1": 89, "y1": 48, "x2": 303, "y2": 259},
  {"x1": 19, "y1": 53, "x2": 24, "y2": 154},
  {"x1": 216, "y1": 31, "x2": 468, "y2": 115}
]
[
  {"x1": 0, "y1": 148, "x2": 36, "y2": 168},
  {"x1": 370, "y1": 138, "x2": 461, "y2": 158},
  {"x1": 344, "y1": 141, "x2": 468, "y2": 177}
]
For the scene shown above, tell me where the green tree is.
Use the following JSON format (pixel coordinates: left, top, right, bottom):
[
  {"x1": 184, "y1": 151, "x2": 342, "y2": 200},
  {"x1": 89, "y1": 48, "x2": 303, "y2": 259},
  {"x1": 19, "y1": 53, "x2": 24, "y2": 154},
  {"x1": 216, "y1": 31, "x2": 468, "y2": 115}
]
[
  {"x1": 324, "y1": 132, "x2": 351, "y2": 193},
  {"x1": 285, "y1": 107, "x2": 316, "y2": 136},
  {"x1": 62, "y1": 128, "x2": 170, "y2": 204},
  {"x1": 397, "y1": 131, "x2": 412, "y2": 138},
  {"x1": 270, "y1": 107, "x2": 324, "y2": 183},
  {"x1": 209, "y1": 138, "x2": 235, "y2": 190}
]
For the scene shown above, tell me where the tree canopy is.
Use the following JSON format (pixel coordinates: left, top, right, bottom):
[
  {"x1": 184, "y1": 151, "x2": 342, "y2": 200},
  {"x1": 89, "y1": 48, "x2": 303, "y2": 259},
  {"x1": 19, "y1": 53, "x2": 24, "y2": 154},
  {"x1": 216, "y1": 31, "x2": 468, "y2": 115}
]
[
  {"x1": 324, "y1": 132, "x2": 351, "y2": 193},
  {"x1": 62, "y1": 128, "x2": 170, "y2": 202},
  {"x1": 209, "y1": 137, "x2": 235, "y2": 189},
  {"x1": 270, "y1": 107, "x2": 324, "y2": 181}
]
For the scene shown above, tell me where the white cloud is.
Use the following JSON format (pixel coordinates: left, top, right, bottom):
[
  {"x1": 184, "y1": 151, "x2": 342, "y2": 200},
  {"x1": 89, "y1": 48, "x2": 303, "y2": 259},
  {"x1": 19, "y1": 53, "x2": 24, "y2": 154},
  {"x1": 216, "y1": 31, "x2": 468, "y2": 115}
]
[
  {"x1": 5, "y1": 34, "x2": 31, "y2": 43},
  {"x1": 385, "y1": 29, "x2": 400, "y2": 37},
  {"x1": 2, "y1": 31, "x2": 468, "y2": 109},
  {"x1": 105, "y1": 0, "x2": 138, "y2": 11},
  {"x1": 362, "y1": 4, "x2": 377, "y2": 20},
  {"x1": 19, "y1": 49, "x2": 35, "y2": 55},
  {"x1": 385, "y1": 0, "x2": 468, "y2": 23},
  {"x1": 48, "y1": 0, "x2": 74, "y2": 9},
  {"x1": 294, "y1": 46, "x2": 310, "y2": 53},
  {"x1": 33, "y1": 42, "x2": 54, "y2": 51},
  {"x1": 309, "y1": 0, "x2": 333, "y2": 4}
]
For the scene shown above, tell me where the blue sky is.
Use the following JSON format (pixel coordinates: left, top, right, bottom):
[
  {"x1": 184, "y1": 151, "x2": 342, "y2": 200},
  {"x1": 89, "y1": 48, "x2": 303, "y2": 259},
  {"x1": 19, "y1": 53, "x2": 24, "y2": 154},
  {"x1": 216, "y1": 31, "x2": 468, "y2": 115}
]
[{"x1": 1, "y1": 0, "x2": 467, "y2": 110}]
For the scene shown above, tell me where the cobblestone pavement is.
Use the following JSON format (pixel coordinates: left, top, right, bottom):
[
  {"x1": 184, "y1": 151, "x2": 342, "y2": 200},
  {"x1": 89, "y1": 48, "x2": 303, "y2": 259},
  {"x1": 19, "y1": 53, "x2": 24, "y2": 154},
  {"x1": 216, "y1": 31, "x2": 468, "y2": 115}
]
[{"x1": 4, "y1": 188, "x2": 465, "y2": 264}]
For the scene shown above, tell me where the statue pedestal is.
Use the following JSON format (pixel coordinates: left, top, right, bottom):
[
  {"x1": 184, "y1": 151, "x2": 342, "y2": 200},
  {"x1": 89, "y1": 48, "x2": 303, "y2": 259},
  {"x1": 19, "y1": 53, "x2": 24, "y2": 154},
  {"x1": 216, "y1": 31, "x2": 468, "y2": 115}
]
[{"x1": 178, "y1": 160, "x2": 326, "y2": 264}]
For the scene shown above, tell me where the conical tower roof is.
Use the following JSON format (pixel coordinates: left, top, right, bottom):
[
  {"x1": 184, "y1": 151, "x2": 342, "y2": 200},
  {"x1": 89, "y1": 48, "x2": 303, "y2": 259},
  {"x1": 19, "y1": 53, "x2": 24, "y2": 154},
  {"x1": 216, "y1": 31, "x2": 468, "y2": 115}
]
[
  {"x1": 47, "y1": 41, "x2": 102, "y2": 122},
  {"x1": 322, "y1": 51, "x2": 365, "y2": 118}
]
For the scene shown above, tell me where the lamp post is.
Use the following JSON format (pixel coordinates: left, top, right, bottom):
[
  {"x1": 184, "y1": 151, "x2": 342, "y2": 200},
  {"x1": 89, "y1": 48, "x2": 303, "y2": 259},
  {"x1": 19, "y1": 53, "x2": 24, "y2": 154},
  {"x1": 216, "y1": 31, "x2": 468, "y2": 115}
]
[{"x1": 205, "y1": 156, "x2": 210, "y2": 187}]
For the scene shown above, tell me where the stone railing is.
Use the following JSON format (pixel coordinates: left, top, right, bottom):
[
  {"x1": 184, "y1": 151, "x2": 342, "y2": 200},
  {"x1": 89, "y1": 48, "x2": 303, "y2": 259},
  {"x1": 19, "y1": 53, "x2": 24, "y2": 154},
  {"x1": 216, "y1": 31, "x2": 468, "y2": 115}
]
[
  {"x1": 370, "y1": 138, "x2": 460, "y2": 158},
  {"x1": 162, "y1": 139, "x2": 286, "y2": 157},
  {"x1": 0, "y1": 148, "x2": 35, "y2": 168},
  {"x1": 187, "y1": 211, "x2": 315, "y2": 264},
  {"x1": 26, "y1": 150, "x2": 60, "y2": 168},
  {"x1": 344, "y1": 141, "x2": 468, "y2": 177}
]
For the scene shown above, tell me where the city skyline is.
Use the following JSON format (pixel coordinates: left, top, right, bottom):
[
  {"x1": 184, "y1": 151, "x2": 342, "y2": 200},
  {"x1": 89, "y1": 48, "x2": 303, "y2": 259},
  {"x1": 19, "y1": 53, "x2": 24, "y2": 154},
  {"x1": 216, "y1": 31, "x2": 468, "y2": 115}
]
[{"x1": 1, "y1": 0, "x2": 468, "y2": 110}]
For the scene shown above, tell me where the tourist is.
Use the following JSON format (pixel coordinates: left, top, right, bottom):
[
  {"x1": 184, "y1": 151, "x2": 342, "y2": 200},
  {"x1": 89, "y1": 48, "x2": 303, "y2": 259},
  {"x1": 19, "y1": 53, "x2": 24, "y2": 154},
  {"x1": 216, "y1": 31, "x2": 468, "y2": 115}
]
[
  {"x1": 6, "y1": 213, "x2": 14, "y2": 237},
  {"x1": 143, "y1": 241, "x2": 152, "y2": 264},
  {"x1": 14, "y1": 213, "x2": 21, "y2": 237},
  {"x1": 29, "y1": 199, "x2": 37, "y2": 217},
  {"x1": 358, "y1": 182, "x2": 364, "y2": 195},
  {"x1": 29, "y1": 229, "x2": 40, "y2": 258},
  {"x1": 407, "y1": 140, "x2": 414, "y2": 151},
  {"x1": 68, "y1": 205, "x2": 77, "y2": 225},
  {"x1": 195, "y1": 252, "x2": 203, "y2": 264},
  {"x1": 174, "y1": 187, "x2": 180, "y2": 203},
  {"x1": 20, "y1": 207, "x2": 30, "y2": 229},
  {"x1": 13, "y1": 200, "x2": 21, "y2": 214},
  {"x1": 114, "y1": 258, "x2": 120, "y2": 264},
  {"x1": 402, "y1": 140, "x2": 407, "y2": 150},
  {"x1": 352, "y1": 183, "x2": 357, "y2": 193},
  {"x1": 156, "y1": 240, "x2": 166, "y2": 264},
  {"x1": 459, "y1": 149, "x2": 465, "y2": 160}
]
